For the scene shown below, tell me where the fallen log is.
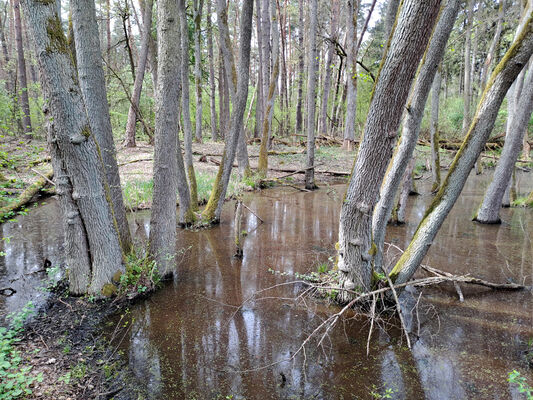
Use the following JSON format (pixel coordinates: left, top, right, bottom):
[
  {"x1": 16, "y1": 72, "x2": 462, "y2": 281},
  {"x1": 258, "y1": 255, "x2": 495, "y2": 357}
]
[
  {"x1": 0, "y1": 169, "x2": 54, "y2": 222},
  {"x1": 118, "y1": 157, "x2": 154, "y2": 166},
  {"x1": 481, "y1": 153, "x2": 532, "y2": 164}
]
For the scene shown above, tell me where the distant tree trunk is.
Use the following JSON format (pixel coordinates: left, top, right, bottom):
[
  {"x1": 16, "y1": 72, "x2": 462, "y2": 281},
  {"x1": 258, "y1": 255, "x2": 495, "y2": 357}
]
[
  {"x1": 430, "y1": 64, "x2": 442, "y2": 192},
  {"x1": 0, "y1": 9, "x2": 15, "y2": 94},
  {"x1": 390, "y1": 12, "x2": 533, "y2": 285},
  {"x1": 106, "y1": 0, "x2": 111, "y2": 69},
  {"x1": 13, "y1": 0, "x2": 32, "y2": 136},
  {"x1": 254, "y1": 0, "x2": 264, "y2": 139},
  {"x1": 193, "y1": 0, "x2": 204, "y2": 143},
  {"x1": 462, "y1": 0, "x2": 474, "y2": 133},
  {"x1": 295, "y1": 0, "x2": 304, "y2": 134},
  {"x1": 178, "y1": 0, "x2": 199, "y2": 209},
  {"x1": 22, "y1": 0, "x2": 125, "y2": 295},
  {"x1": 480, "y1": 0, "x2": 504, "y2": 91},
  {"x1": 261, "y1": 0, "x2": 271, "y2": 116},
  {"x1": 318, "y1": 0, "x2": 339, "y2": 136},
  {"x1": 124, "y1": 0, "x2": 153, "y2": 148},
  {"x1": 523, "y1": 130, "x2": 531, "y2": 160},
  {"x1": 257, "y1": 0, "x2": 279, "y2": 177},
  {"x1": 71, "y1": 0, "x2": 133, "y2": 253},
  {"x1": 304, "y1": 0, "x2": 319, "y2": 190},
  {"x1": 396, "y1": 157, "x2": 415, "y2": 224},
  {"x1": 475, "y1": 62, "x2": 533, "y2": 223},
  {"x1": 278, "y1": 0, "x2": 288, "y2": 136},
  {"x1": 139, "y1": 0, "x2": 158, "y2": 90},
  {"x1": 371, "y1": 0, "x2": 458, "y2": 273},
  {"x1": 337, "y1": 0, "x2": 441, "y2": 298},
  {"x1": 384, "y1": 0, "x2": 400, "y2": 42},
  {"x1": 202, "y1": 0, "x2": 253, "y2": 223},
  {"x1": 206, "y1": 0, "x2": 218, "y2": 141},
  {"x1": 343, "y1": 0, "x2": 358, "y2": 149},
  {"x1": 150, "y1": 0, "x2": 194, "y2": 276}
]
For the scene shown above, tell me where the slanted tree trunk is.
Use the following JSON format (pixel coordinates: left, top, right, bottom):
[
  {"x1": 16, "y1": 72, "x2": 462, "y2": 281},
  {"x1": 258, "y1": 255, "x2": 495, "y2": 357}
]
[
  {"x1": 304, "y1": 0, "x2": 319, "y2": 190},
  {"x1": 71, "y1": 0, "x2": 133, "y2": 253},
  {"x1": 430, "y1": 64, "x2": 442, "y2": 192},
  {"x1": 206, "y1": 0, "x2": 218, "y2": 141},
  {"x1": 202, "y1": 0, "x2": 253, "y2": 223},
  {"x1": 343, "y1": 0, "x2": 358, "y2": 149},
  {"x1": 390, "y1": 12, "x2": 533, "y2": 285},
  {"x1": 318, "y1": 0, "x2": 339, "y2": 136},
  {"x1": 178, "y1": 0, "x2": 199, "y2": 209},
  {"x1": 22, "y1": 0, "x2": 124, "y2": 295},
  {"x1": 295, "y1": 0, "x2": 304, "y2": 134},
  {"x1": 193, "y1": 0, "x2": 204, "y2": 143},
  {"x1": 337, "y1": 0, "x2": 441, "y2": 298},
  {"x1": 475, "y1": 62, "x2": 533, "y2": 223},
  {"x1": 150, "y1": 0, "x2": 194, "y2": 276},
  {"x1": 13, "y1": 0, "x2": 32, "y2": 136},
  {"x1": 124, "y1": 0, "x2": 153, "y2": 148}
]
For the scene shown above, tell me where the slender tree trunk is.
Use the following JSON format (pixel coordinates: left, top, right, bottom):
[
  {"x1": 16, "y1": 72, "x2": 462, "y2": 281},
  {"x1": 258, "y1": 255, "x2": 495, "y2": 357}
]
[
  {"x1": 124, "y1": 0, "x2": 153, "y2": 148},
  {"x1": 396, "y1": 157, "x2": 415, "y2": 224},
  {"x1": 150, "y1": 0, "x2": 194, "y2": 276},
  {"x1": 475, "y1": 62, "x2": 533, "y2": 223},
  {"x1": 337, "y1": 0, "x2": 441, "y2": 297},
  {"x1": 206, "y1": 0, "x2": 218, "y2": 141},
  {"x1": 193, "y1": 0, "x2": 204, "y2": 143},
  {"x1": 202, "y1": 0, "x2": 253, "y2": 223},
  {"x1": 22, "y1": 0, "x2": 125, "y2": 295},
  {"x1": 318, "y1": 0, "x2": 339, "y2": 136},
  {"x1": 71, "y1": 0, "x2": 133, "y2": 253},
  {"x1": 13, "y1": 0, "x2": 32, "y2": 136},
  {"x1": 384, "y1": 0, "x2": 400, "y2": 43},
  {"x1": 462, "y1": 0, "x2": 474, "y2": 133},
  {"x1": 295, "y1": 0, "x2": 304, "y2": 134},
  {"x1": 480, "y1": 0, "x2": 504, "y2": 92},
  {"x1": 430, "y1": 64, "x2": 442, "y2": 192},
  {"x1": 371, "y1": 0, "x2": 458, "y2": 273},
  {"x1": 390, "y1": 12, "x2": 533, "y2": 285},
  {"x1": 261, "y1": 0, "x2": 271, "y2": 116},
  {"x1": 343, "y1": 0, "x2": 358, "y2": 149},
  {"x1": 304, "y1": 0, "x2": 319, "y2": 190},
  {"x1": 0, "y1": 8, "x2": 15, "y2": 94},
  {"x1": 254, "y1": 0, "x2": 264, "y2": 139}
]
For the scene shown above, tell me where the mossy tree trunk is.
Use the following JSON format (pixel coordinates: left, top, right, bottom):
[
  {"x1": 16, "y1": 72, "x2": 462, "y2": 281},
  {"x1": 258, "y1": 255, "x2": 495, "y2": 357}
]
[
  {"x1": 337, "y1": 0, "x2": 441, "y2": 299},
  {"x1": 202, "y1": 0, "x2": 253, "y2": 223},
  {"x1": 390, "y1": 13, "x2": 533, "y2": 285},
  {"x1": 371, "y1": 0, "x2": 460, "y2": 272},
  {"x1": 22, "y1": 0, "x2": 124, "y2": 295}
]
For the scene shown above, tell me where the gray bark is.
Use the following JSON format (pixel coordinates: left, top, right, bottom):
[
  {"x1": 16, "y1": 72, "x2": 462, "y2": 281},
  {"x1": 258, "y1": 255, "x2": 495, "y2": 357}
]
[
  {"x1": 396, "y1": 157, "x2": 415, "y2": 224},
  {"x1": 124, "y1": 0, "x2": 153, "y2": 148},
  {"x1": 384, "y1": 0, "x2": 400, "y2": 43},
  {"x1": 22, "y1": 0, "x2": 124, "y2": 295},
  {"x1": 337, "y1": 0, "x2": 441, "y2": 297},
  {"x1": 462, "y1": 0, "x2": 474, "y2": 133},
  {"x1": 343, "y1": 0, "x2": 358, "y2": 146},
  {"x1": 71, "y1": 0, "x2": 132, "y2": 253},
  {"x1": 295, "y1": 0, "x2": 304, "y2": 133},
  {"x1": 203, "y1": 0, "x2": 253, "y2": 222},
  {"x1": 371, "y1": 0, "x2": 460, "y2": 272},
  {"x1": 475, "y1": 62, "x2": 533, "y2": 223},
  {"x1": 149, "y1": 0, "x2": 192, "y2": 276},
  {"x1": 430, "y1": 64, "x2": 442, "y2": 191},
  {"x1": 305, "y1": 0, "x2": 319, "y2": 190},
  {"x1": 254, "y1": 0, "x2": 264, "y2": 138},
  {"x1": 206, "y1": 0, "x2": 218, "y2": 141},
  {"x1": 318, "y1": 0, "x2": 339, "y2": 136},
  {"x1": 193, "y1": 0, "x2": 204, "y2": 143},
  {"x1": 13, "y1": 0, "x2": 32, "y2": 135},
  {"x1": 480, "y1": 0, "x2": 504, "y2": 91},
  {"x1": 390, "y1": 12, "x2": 533, "y2": 285},
  {"x1": 261, "y1": 0, "x2": 271, "y2": 114}
]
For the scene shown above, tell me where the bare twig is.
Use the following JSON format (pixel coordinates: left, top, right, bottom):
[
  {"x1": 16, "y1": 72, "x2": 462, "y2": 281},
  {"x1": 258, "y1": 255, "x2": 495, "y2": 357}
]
[
  {"x1": 242, "y1": 203, "x2": 264, "y2": 223},
  {"x1": 386, "y1": 275, "x2": 411, "y2": 349}
]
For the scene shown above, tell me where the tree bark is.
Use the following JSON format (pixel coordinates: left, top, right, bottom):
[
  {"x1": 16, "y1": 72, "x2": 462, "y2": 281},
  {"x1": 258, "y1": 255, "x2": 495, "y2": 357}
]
[
  {"x1": 390, "y1": 11, "x2": 533, "y2": 285},
  {"x1": 475, "y1": 61, "x2": 533, "y2": 223},
  {"x1": 150, "y1": 0, "x2": 194, "y2": 276},
  {"x1": 343, "y1": 0, "x2": 358, "y2": 148},
  {"x1": 206, "y1": 0, "x2": 218, "y2": 141},
  {"x1": 202, "y1": 0, "x2": 253, "y2": 223},
  {"x1": 71, "y1": 0, "x2": 133, "y2": 253},
  {"x1": 22, "y1": 0, "x2": 124, "y2": 295},
  {"x1": 295, "y1": 0, "x2": 304, "y2": 134},
  {"x1": 462, "y1": 0, "x2": 474, "y2": 133},
  {"x1": 124, "y1": 0, "x2": 153, "y2": 148},
  {"x1": 13, "y1": 0, "x2": 32, "y2": 136},
  {"x1": 193, "y1": 0, "x2": 204, "y2": 143},
  {"x1": 371, "y1": 0, "x2": 460, "y2": 272},
  {"x1": 337, "y1": 0, "x2": 441, "y2": 297},
  {"x1": 430, "y1": 64, "x2": 442, "y2": 192}
]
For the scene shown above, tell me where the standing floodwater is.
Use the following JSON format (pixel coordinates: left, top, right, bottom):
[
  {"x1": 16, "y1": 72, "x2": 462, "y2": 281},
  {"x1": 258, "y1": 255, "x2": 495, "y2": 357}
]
[{"x1": 0, "y1": 171, "x2": 531, "y2": 399}]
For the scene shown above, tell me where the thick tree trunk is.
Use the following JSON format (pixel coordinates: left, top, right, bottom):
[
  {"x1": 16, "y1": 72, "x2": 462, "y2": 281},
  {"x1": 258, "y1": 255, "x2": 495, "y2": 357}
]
[
  {"x1": 371, "y1": 0, "x2": 459, "y2": 272},
  {"x1": 124, "y1": 0, "x2": 153, "y2": 148},
  {"x1": 193, "y1": 0, "x2": 204, "y2": 143},
  {"x1": 337, "y1": 0, "x2": 441, "y2": 298},
  {"x1": 295, "y1": 0, "x2": 304, "y2": 134},
  {"x1": 150, "y1": 0, "x2": 194, "y2": 276},
  {"x1": 343, "y1": 0, "x2": 358, "y2": 148},
  {"x1": 22, "y1": 0, "x2": 124, "y2": 295},
  {"x1": 202, "y1": 0, "x2": 253, "y2": 223},
  {"x1": 71, "y1": 0, "x2": 133, "y2": 253},
  {"x1": 13, "y1": 0, "x2": 32, "y2": 136},
  {"x1": 430, "y1": 65, "x2": 442, "y2": 192},
  {"x1": 206, "y1": 0, "x2": 218, "y2": 141},
  {"x1": 475, "y1": 62, "x2": 533, "y2": 223},
  {"x1": 390, "y1": 12, "x2": 533, "y2": 285},
  {"x1": 178, "y1": 0, "x2": 199, "y2": 209},
  {"x1": 318, "y1": 0, "x2": 339, "y2": 136}
]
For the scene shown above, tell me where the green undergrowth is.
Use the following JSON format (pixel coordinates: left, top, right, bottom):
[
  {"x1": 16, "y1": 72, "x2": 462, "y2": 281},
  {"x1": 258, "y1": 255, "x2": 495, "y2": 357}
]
[
  {"x1": 508, "y1": 370, "x2": 533, "y2": 399},
  {"x1": 512, "y1": 196, "x2": 533, "y2": 208},
  {"x1": 114, "y1": 251, "x2": 162, "y2": 299},
  {"x1": 0, "y1": 303, "x2": 43, "y2": 399}
]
